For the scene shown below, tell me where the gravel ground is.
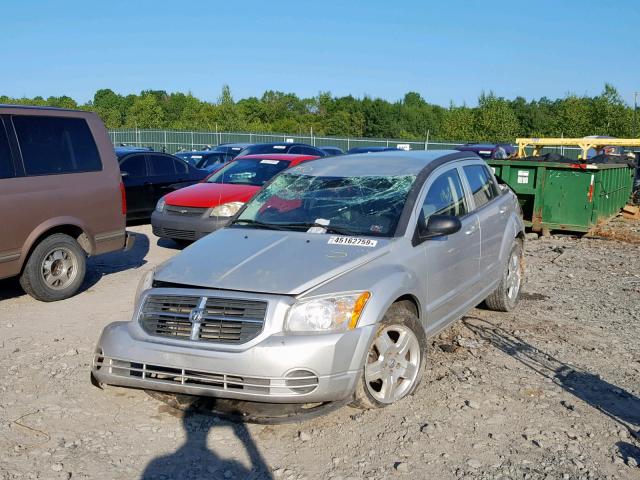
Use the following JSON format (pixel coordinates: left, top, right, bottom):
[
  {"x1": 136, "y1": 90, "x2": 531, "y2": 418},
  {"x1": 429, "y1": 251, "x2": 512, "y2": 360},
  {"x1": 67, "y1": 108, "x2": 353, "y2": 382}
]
[{"x1": 1, "y1": 220, "x2": 639, "y2": 480}]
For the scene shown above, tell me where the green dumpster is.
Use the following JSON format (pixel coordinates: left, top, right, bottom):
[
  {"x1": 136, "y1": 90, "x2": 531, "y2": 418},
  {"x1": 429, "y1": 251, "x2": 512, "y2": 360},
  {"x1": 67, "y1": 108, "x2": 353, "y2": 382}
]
[{"x1": 487, "y1": 159, "x2": 635, "y2": 233}]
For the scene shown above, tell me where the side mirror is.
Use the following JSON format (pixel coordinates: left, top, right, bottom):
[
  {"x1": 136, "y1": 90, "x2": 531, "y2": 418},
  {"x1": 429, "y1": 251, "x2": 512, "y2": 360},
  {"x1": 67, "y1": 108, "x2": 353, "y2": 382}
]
[{"x1": 415, "y1": 214, "x2": 462, "y2": 244}]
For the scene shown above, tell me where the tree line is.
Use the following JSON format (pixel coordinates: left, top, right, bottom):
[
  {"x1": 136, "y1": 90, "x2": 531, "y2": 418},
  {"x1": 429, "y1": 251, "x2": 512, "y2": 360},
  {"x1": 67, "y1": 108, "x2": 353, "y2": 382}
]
[{"x1": 1, "y1": 84, "x2": 636, "y2": 142}]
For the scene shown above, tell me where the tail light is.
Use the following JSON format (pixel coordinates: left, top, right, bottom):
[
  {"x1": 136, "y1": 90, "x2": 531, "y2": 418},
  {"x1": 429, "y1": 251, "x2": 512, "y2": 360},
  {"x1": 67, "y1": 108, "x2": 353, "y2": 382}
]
[{"x1": 120, "y1": 181, "x2": 127, "y2": 215}]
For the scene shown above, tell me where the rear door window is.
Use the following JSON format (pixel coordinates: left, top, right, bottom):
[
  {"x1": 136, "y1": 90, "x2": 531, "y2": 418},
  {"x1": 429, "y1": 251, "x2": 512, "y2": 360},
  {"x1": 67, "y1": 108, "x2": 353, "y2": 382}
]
[
  {"x1": 13, "y1": 115, "x2": 101, "y2": 176},
  {"x1": 0, "y1": 120, "x2": 14, "y2": 179},
  {"x1": 148, "y1": 154, "x2": 176, "y2": 176},
  {"x1": 463, "y1": 164, "x2": 500, "y2": 209},
  {"x1": 120, "y1": 155, "x2": 147, "y2": 177},
  {"x1": 173, "y1": 157, "x2": 189, "y2": 174}
]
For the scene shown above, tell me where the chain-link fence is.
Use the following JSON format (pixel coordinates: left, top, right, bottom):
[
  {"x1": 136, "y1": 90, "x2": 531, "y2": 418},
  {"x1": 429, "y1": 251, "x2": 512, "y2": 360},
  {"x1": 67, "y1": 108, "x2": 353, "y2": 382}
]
[{"x1": 108, "y1": 129, "x2": 582, "y2": 159}]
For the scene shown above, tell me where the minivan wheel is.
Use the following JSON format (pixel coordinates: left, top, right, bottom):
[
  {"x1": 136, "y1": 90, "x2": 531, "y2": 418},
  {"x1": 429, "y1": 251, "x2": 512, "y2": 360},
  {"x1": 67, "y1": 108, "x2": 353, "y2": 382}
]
[
  {"x1": 19, "y1": 233, "x2": 86, "y2": 302},
  {"x1": 484, "y1": 239, "x2": 524, "y2": 312},
  {"x1": 352, "y1": 303, "x2": 426, "y2": 409}
]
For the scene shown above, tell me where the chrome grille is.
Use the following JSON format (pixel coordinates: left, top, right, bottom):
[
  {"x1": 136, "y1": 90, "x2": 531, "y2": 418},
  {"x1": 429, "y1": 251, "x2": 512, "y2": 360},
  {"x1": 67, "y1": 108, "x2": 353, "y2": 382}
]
[
  {"x1": 165, "y1": 205, "x2": 207, "y2": 217},
  {"x1": 140, "y1": 294, "x2": 267, "y2": 344}
]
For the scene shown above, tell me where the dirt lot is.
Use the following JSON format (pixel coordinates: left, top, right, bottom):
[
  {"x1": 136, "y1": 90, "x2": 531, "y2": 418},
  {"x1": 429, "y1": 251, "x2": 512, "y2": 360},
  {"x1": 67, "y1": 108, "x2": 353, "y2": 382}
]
[{"x1": 1, "y1": 220, "x2": 639, "y2": 480}]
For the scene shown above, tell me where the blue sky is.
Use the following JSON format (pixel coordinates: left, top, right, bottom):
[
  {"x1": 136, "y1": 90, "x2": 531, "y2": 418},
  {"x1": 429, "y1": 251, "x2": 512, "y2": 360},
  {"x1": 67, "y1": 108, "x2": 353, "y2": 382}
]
[{"x1": 2, "y1": 0, "x2": 639, "y2": 106}]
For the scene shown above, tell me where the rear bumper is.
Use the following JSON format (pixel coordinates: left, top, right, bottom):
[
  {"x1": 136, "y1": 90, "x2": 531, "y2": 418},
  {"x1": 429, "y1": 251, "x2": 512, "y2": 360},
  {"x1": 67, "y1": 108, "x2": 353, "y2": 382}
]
[
  {"x1": 151, "y1": 210, "x2": 229, "y2": 241},
  {"x1": 92, "y1": 321, "x2": 373, "y2": 403}
]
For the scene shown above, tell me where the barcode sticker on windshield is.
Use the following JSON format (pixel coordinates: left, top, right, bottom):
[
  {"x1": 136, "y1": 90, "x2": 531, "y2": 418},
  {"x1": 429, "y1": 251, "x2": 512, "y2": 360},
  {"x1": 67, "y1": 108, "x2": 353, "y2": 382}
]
[
  {"x1": 328, "y1": 236, "x2": 378, "y2": 247},
  {"x1": 260, "y1": 160, "x2": 280, "y2": 164}
]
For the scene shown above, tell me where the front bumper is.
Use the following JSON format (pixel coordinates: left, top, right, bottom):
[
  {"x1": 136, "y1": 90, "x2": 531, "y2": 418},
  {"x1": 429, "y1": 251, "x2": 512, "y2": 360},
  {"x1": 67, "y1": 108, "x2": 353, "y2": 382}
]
[
  {"x1": 92, "y1": 321, "x2": 373, "y2": 403},
  {"x1": 151, "y1": 210, "x2": 230, "y2": 241}
]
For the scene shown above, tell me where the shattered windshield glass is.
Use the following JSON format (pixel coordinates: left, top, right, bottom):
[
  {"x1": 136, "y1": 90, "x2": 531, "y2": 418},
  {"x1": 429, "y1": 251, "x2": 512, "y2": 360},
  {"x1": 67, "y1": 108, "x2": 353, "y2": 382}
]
[{"x1": 234, "y1": 173, "x2": 417, "y2": 237}]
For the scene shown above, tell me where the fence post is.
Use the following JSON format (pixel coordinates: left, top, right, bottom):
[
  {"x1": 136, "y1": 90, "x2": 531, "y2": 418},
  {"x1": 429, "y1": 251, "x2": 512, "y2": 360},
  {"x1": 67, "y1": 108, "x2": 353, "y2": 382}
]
[
  {"x1": 347, "y1": 138, "x2": 350, "y2": 150},
  {"x1": 425, "y1": 130, "x2": 430, "y2": 151},
  {"x1": 164, "y1": 131, "x2": 167, "y2": 152},
  {"x1": 191, "y1": 132, "x2": 194, "y2": 150}
]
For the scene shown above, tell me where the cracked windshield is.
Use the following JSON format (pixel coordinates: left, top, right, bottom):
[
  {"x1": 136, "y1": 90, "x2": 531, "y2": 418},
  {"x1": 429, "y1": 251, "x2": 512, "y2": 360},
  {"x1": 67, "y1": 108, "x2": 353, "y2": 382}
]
[{"x1": 235, "y1": 173, "x2": 417, "y2": 236}]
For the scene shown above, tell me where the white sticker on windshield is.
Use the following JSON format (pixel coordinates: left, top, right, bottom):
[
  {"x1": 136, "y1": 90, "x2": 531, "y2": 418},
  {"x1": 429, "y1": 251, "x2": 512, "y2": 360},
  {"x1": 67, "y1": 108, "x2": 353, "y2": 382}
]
[
  {"x1": 191, "y1": 155, "x2": 203, "y2": 159},
  {"x1": 260, "y1": 160, "x2": 280, "y2": 164},
  {"x1": 273, "y1": 145, "x2": 287, "y2": 150},
  {"x1": 328, "y1": 236, "x2": 378, "y2": 247}
]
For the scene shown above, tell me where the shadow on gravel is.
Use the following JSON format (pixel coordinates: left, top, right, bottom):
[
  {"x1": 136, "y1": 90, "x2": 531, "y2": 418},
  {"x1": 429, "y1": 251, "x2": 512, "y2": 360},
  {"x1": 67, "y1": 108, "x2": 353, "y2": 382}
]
[
  {"x1": 463, "y1": 317, "x2": 640, "y2": 440},
  {"x1": 0, "y1": 232, "x2": 150, "y2": 302},
  {"x1": 142, "y1": 405, "x2": 272, "y2": 480},
  {"x1": 616, "y1": 441, "x2": 640, "y2": 468},
  {"x1": 84, "y1": 232, "x2": 150, "y2": 285},
  {"x1": 156, "y1": 237, "x2": 189, "y2": 251}
]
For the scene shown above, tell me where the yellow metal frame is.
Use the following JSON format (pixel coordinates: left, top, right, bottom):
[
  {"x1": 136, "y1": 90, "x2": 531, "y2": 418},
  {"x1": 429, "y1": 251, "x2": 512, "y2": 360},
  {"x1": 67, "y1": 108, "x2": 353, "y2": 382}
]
[{"x1": 516, "y1": 137, "x2": 640, "y2": 159}]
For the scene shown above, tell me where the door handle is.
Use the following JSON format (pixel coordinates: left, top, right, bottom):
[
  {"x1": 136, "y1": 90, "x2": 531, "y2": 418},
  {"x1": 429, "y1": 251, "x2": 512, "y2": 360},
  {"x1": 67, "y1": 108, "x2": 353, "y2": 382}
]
[{"x1": 464, "y1": 225, "x2": 477, "y2": 235}]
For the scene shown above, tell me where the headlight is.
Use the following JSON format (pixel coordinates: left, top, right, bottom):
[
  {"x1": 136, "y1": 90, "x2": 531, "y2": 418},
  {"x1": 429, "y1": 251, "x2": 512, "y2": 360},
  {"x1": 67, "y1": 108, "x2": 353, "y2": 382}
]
[
  {"x1": 155, "y1": 198, "x2": 166, "y2": 213},
  {"x1": 210, "y1": 201, "x2": 244, "y2": 217},
  {"x1": 134, "y1": 268, "x2": 155, "y2": 309},
  {"x1": 286, "y1": 292, "x2": 371, "y2": 333}
]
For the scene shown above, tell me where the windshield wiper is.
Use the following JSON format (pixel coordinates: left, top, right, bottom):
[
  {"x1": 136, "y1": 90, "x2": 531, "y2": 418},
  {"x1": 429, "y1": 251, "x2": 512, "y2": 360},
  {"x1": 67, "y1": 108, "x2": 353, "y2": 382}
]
[
  {"x1": 230, "y1": 219, "x2": 290, "y2": 231},
  {"x1": 272, "y1": 222, "x2": 355, "y2": 236}
]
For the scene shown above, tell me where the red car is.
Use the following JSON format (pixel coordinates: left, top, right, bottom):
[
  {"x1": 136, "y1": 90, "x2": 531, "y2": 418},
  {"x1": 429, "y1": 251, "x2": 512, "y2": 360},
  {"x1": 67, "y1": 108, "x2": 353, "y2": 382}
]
[{"x1": 151, "y1": 153, "x2": 319, "y2": 242}]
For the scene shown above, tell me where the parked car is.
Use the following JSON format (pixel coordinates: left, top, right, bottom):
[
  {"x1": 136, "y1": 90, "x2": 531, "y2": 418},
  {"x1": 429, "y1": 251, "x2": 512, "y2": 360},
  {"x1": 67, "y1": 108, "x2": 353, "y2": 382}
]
[
  {"x1": 346, "y1": 146, "x2": 401, "y2": 154},
  {"x1": 213, "y1": 142, "x2": 252, "y2": 156},
  {"x1": 0, "y1": 105, "x2": 134, "y2": 301},
  {"x1": 151, "y1": 153, "x2": 319, "y2": 242},
  {"x1": 175, "y1": 150, "x2": 234, "y2": 172},
  {"x1": 454, "y1": 143, "x2": 516, "y2": 159},
  {"x1": 319, "y1": 146, "x2": 345, "y2": 156},
  {"x1": 237, "y1": 142, "x2": 327, "y2": 157},
  {"x1": 116, "y1": 148, "x2": 208, "y2": 221},
  {"x1": 93, "y1": 150, "x2": 524, "y2": 412}
]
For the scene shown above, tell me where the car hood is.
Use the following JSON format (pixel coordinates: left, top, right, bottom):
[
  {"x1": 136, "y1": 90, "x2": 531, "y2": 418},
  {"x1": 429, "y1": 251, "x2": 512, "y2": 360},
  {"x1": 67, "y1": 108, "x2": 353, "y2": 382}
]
[
  {"x1": 164, "y1": 182, "x2": 260, "y2": 208},
  {"x1": 154, "y1": 228, "x2": 392, "y2": 295}
]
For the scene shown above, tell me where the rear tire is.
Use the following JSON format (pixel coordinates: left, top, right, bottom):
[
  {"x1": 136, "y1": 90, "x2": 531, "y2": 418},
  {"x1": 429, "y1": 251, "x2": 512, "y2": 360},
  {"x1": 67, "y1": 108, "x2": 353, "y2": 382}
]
[
  {"x1": 19, "y1": 233, "x2": 86, "y2": 302},
  {"x1": 352, "y1": 303, "x2": 426, "y2": 409},
  {"x1": 484, "y1": 240, "x2": 524, "y2": 312}
]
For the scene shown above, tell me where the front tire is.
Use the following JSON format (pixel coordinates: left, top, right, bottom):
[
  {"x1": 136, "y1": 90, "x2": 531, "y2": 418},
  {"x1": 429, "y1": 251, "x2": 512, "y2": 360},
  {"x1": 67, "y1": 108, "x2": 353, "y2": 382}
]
[
  {"x1": 19, "y1": 233, "x2": 86, "y2": 302},
  {"x1": 484, "y1": 239, "x2": 524, "y2": 312},
  {"x1": 352, "y1": 303, "x2": 427, "y2": 409}
]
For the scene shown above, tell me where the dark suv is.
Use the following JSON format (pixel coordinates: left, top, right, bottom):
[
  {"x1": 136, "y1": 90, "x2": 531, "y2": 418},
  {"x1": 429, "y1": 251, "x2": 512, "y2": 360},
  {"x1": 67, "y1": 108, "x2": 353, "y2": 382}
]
[{"x1": 0, "y1": 105, "x2": 133, "y2": 301}]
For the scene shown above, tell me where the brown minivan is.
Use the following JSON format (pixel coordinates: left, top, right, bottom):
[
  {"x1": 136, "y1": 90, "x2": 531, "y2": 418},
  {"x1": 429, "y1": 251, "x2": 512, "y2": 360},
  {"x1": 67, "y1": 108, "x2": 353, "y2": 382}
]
[{"x1": 0, "y1": 105, "x2": 133, "y2": 301}]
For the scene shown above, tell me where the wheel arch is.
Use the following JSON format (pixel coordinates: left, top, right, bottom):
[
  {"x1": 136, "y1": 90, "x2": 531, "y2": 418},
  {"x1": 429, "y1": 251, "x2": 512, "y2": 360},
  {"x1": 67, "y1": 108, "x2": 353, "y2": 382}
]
[{"x1": 18, "y1": 218, "x2": 93, "y2": 272}]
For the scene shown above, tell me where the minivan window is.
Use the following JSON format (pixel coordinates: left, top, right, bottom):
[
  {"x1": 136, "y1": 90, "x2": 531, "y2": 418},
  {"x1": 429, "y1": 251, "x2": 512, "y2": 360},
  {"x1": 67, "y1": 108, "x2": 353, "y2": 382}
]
[
  {"x1": 463, "y1": 164, "x2": 500, "y2": 209},
  {"x1": 120, "y1": 155, "x2": 147, "y2": 177},
  {"x1": 422, "y1": 169, "x2": 468, "y2": 219},
  {"x1": 13, "y1": 116, "x2": 101, "y2": 176},
  {"x1": 0, "y1": 122, "x2": 13, "y2": 179}
]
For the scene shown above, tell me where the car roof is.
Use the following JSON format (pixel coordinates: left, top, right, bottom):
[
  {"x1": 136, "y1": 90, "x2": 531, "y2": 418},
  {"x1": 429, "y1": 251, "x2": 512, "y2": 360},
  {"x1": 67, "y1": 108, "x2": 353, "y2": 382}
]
[
  {"x1": 290, "y1": 150, "x2": 473, "y2": 177},
  {"x1": 114, "y1": 146, "x2": 154, "y2": 157},
  {"x1": 245, "y1": 142, "x2": 315, "y2": 147},
  {"x1": 236, "y1": 153, "x2": 319, "y2": 161},
  {"x1": 217, "y1": 143, "x2": 252, "y2": 148},
  {"x1": 176, "y1": 150, "x2": 225, "y2": 155},
  {"x1": 0, "y1": 104, "x2": 80, "y2": 113}
]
